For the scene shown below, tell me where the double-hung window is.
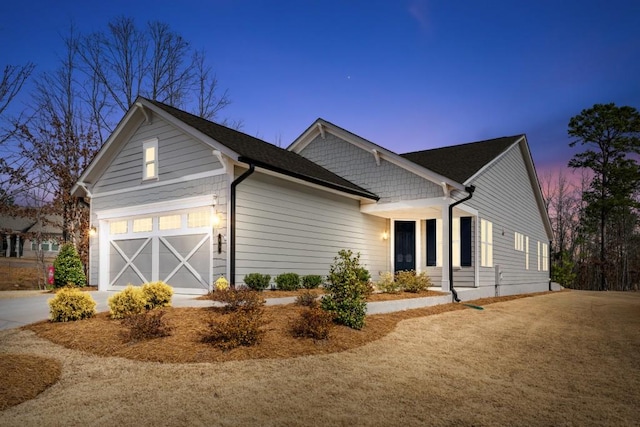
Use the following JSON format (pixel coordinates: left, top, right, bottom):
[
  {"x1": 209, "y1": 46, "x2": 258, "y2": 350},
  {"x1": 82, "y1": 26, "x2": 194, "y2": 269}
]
[
  {"x1": 426, "y1": 217, "x2": 472, "y2": 267},
  {"x1": 480, "y1": 219, "x2": 493, "y2": 267}
]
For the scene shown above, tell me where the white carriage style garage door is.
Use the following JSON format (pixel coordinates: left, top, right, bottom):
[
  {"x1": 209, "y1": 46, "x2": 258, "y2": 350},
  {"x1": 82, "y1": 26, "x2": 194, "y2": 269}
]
[{"x1": 100, "y1": 207, "x2": 214, "y2": 294}]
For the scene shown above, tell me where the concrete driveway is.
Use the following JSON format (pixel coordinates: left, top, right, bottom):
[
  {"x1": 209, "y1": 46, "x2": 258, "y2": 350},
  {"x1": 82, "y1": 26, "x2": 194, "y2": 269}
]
[{"x1": 0, "y1": 291, "x2": 214, "y2": 330}]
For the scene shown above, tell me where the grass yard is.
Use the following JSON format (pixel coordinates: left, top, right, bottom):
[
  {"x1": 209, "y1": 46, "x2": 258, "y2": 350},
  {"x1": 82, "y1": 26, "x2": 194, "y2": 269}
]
[
  {"x1": 0, "y1": 259, "x2": 44, "y2": 291},
  {"x1": 0, "y1": 290, "x2": 639, "y2": 425}
]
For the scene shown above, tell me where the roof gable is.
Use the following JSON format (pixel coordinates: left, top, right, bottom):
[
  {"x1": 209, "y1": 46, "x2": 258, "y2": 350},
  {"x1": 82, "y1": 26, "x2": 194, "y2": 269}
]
[
  {"x1": 73, "y1": 99, "x2": 377, "y2": 200},
  {"x1": 400, "y1": 135, "x2": 522, "y2": 184}
]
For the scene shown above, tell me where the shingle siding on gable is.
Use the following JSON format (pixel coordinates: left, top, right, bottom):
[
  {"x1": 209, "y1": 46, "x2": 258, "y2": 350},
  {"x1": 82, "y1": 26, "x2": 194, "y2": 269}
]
[
  {"x1": 467, "y1": 144, "x2": 549, "y2": 293},
  {"x1": 299, "y1": 134, "x2": 442, "y2": 203},
  {"x1": 235, "y1": 171, "x2": 388, "y2": 284},
  {"x1": 93, "y1": 119, "x2": 221, "y2": 193}
]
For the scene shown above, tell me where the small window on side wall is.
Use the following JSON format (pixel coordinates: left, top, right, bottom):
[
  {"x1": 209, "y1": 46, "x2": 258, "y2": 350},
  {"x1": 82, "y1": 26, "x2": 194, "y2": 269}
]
[{"x1": 143, "y1": 139, "x2": 158, "y2": 180}]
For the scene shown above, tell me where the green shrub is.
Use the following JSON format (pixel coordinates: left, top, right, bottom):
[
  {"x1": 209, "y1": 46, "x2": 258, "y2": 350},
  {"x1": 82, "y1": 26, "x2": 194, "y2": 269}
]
[
  {"x1": 243, "y1": 273, "x2": 271, "y2": 291},
  {"x1": 290, "y1": 307, "x2": 333, "y2": 340},
  {"x1": 142, "y1": 281, "x2": 173, "y2": 309},
  {"x1": 209, "y1": 288, "x2": 265, "y2": 313},
  {"x1": 396, "y1": 270, "x2": 432, "y2": 293},
  {"x1": 321, "y1": 249, "x2": 368, "y2": 330},
  {"x1": 376, "y1": 271, "x2": 401, "y2": 293},
  {"x1": 202, "y1": 308, "x2": 265, "y2": 350},
  {"x1": 48, "y1": 287, "x2": 96, "y2": 322},
  {"x1": 275, "y1": 272, "x2": 301, "y2": 291},
  {"x1": 302, "y1": 275, "x2": 323, "y2": 289},
  {"x1": 53, "y1": 243, "x2": 87, "y2": 288},
  {"x1": 108, "y1": 285, "x2": 147, "y2": 319},
  {"x1": 295, "y1": 290, "x2": 319, "y2": 307},
  {"x1": 121, "y1": 309, "x2": 172, "y2": 342}
]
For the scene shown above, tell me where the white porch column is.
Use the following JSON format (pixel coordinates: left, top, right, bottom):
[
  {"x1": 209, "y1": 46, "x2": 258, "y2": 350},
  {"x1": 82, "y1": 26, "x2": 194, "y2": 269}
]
[
  {"x1": 5, "y1": 235, "x2": 10, "y2": 257},
  {"x1": 440, "y1": 205, "x2": 450, "y2": 291}
]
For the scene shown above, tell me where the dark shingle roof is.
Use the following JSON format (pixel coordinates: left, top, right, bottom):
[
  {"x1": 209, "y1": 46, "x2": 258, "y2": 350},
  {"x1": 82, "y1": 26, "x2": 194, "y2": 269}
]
[
  {"x1": 400, "y1": 135, "x2": 523, "y2": 183},
  {"x1": 145, "y1": 99, "x2": 379, "y2": 200}
]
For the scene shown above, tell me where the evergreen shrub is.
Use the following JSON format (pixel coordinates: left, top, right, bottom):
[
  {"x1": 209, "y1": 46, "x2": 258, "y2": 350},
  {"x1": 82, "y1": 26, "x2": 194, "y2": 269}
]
[
  {"x1": 275, "y1": 272, "x2": 301, "y2": 291},
  {"x1": 141, "y1": 281, "x2": 173, "y2": 309},
  {"x1": 376, "y1": 271, "x2": 401, "y2": 294},
  {"x1": 108, "y1": 285, "x2": 147, "y2": 319},
  {"x1": 48, "y1": 287, "x2": 96, "y2": 322},
  {"x1": 302, "y1": 275, "x2": 323, "y2": 289},
  {"x1": 321, "y1": 249, "x2": 368, "y2": 330},
  {"x1": 243, "y1": 273, "x2": 271, "y2": 291},
  {"x1": 53, "y1": 243, "x2": 87, "y2": 288}
]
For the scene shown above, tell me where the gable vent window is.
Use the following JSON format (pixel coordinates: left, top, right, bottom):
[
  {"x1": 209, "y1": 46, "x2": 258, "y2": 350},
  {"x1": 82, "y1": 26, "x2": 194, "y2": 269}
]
[{"x1": 143, "y1": 139, "x2": 158, "y2": 180}]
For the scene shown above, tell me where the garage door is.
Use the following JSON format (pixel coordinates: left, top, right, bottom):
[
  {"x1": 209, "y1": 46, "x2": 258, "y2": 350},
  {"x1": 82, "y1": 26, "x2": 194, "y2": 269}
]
[{"x1": 106, "y1": 208, "x2": 212, "y2": 293}]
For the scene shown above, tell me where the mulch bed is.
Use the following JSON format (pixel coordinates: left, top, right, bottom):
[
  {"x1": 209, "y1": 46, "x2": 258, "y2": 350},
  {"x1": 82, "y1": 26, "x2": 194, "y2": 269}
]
[
  {"x1": 0, "y1": 354, "x2": 61, "y2": 411},
  {"x1": 24, "y1": 293, "x2": 540, "y2": 364}
]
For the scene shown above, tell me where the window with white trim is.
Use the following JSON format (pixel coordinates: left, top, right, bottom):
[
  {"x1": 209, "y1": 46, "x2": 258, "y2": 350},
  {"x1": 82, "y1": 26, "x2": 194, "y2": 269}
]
[
  {"x1": 525, "y1": 236, "x2": 530, "y2": 270},
  {"x1": 515, "y1": 232, "x2": 524, "y2": 251},
  {"x1": 538, "y1": 242, "x2": 549, "y2": 271},
  {"x1": 480, "y1": 219, "x2": 493, "y2": 267},
  {"x1": 143, "y1": 139, "x2": 158, "y2": 180}
]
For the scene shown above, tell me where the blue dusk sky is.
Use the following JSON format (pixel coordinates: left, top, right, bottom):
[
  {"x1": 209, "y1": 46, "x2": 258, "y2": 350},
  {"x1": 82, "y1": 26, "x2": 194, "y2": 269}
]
[{"x1": 2, "y1": 0, "x2": 639, "y2": 177}]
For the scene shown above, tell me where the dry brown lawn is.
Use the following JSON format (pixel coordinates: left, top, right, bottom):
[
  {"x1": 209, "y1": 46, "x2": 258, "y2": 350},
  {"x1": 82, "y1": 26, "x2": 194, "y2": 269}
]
[
  {"x1": 0, "y1": 259, "x2": 43, "y2": 291},
  {"x1": 1, "y1": 290, "x2": 639, "y2": 426}
]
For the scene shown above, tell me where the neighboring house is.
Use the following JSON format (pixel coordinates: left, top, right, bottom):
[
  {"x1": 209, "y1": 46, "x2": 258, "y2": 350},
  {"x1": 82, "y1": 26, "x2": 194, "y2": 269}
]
[
  {"x1": 72, "y1": 97, "x2": 552, "y2": 297},
  {"x1": 0, "y1": 214, "x2": 63, "y2": 259}
]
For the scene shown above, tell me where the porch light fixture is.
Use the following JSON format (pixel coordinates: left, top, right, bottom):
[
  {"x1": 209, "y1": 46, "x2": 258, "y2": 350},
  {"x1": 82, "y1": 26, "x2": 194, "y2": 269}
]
[
  {"x1": 382, "y1": 230, "x2": 389, "y2": 240},
  {"x1": 89, "y1": 226, "x2": 97, "y2": 237}
]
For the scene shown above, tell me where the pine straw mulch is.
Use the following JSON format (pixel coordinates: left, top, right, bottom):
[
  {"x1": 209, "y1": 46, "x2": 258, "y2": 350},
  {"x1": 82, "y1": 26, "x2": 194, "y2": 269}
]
[
  {"x1": 0, "y1": 354, "x2": 61, "y2": 411},
  {"x1": 0, "y1": 292, "x2": 547, "y2": 411},
  {"x1": 24, "y1": 292, "x2": 539, "y2": 364}
]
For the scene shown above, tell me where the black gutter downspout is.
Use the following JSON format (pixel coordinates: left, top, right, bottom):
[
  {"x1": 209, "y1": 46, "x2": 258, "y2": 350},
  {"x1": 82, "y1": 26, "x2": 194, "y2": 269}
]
[
  {"x1": 448, "y1": 185, "x2": 476, "y2": 303},
  {"x1": 230, "y1": 163, "x2": 255, "y2": 288}
]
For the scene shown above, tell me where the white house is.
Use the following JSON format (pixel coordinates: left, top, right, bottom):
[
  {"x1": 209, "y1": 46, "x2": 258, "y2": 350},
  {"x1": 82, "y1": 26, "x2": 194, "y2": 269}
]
[{"x1": 72, "y1": 97, "x2": 552, "y2": 298}]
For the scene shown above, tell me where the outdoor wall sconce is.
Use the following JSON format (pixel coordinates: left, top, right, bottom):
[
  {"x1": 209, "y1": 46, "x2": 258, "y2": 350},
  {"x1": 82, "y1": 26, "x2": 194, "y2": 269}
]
[
  {"x1": 382, "y1": 231, "x2": 389, "y2": 240},
  {"x1": 89, "y1": 226, "x2": 97, "y2": 237},
  {"x1": 211, "y1": 213, "x2": 221, "y2": 227}
]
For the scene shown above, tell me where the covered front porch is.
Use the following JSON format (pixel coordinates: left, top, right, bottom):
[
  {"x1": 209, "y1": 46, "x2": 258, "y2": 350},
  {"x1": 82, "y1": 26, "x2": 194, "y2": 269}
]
[{"x1": 362, "y1": 197, "x2": 480, "y2": 292}]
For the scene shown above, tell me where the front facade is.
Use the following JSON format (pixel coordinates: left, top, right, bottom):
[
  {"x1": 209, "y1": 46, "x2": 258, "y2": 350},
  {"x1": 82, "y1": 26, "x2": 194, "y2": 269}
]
[{"x1": 73, "y1": 98, "x2": 552, "y2": 297}]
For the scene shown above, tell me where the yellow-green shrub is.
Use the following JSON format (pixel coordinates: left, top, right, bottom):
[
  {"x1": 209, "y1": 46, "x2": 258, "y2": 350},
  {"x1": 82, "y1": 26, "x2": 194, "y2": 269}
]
[
  {"x1": 48, "y1": 288, "x2": 96, "y2": 322},
  {"x1": 141, "y1": 281, "x2": 173, "y2": 309},
  {"x1": 108, "y1": 285, "x2": 147, "y2": 319}
]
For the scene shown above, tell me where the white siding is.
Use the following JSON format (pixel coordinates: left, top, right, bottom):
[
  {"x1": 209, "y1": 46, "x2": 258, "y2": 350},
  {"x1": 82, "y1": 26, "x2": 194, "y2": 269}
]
[
  {"x1": 235, "y1": 172, "x2": 389, "y2": 285},
  {"x1": 299, "y1": 134, "x2": 442, "y2": 203},
  {"x1": 467, "y1": 144, "x2": 549, "y2": 292}
]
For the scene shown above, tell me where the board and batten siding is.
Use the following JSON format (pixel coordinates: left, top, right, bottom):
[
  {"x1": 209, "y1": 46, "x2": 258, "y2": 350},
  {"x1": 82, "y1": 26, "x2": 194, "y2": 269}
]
[
  {"x1": 467, "y1": 143, "x2": 550, "y2": 295},
  {"x1": 299, "y1": 134, "x2": 442, "y2": 203},
  {"x1": 235, "y1": 171, "x2": 389, "y2": 285},
  {"x1": 93, "y1": 118, "x2": 221, "y2": 193}
]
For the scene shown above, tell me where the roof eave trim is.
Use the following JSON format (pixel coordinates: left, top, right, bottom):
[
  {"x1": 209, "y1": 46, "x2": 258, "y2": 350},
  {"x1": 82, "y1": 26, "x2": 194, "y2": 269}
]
[
  {"x1": 237, "y1": 156, "x2": 380, "y2": 201},
  {"x1": 290, "y1": 119, "x2": 465, "y2": 191}
]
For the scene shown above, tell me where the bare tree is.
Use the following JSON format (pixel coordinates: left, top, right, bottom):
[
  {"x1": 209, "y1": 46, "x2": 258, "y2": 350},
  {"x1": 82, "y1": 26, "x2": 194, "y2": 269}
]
[
  {"x1": 192, "y1": 49, "x2": 230, "y2": 120},
  {"x1": 0, "y1": 63, "x2": 35, "y2": 117}
]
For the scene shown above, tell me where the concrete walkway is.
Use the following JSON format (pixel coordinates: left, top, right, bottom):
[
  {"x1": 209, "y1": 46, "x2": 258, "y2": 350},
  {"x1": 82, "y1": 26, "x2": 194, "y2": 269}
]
[{"x1": 0, "y1": 289, "x2": 463, "y2": 330}]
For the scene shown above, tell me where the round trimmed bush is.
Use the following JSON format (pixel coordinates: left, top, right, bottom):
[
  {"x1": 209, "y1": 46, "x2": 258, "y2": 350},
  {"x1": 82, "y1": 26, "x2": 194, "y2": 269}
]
[
  {"x1": 275, "y1": 273, "x2": 301, "y2": 291},
  {"x1": 108, "y1": 285, "x2": 147, "y2": 319},
  {"x1": 48, "y1": 287, "x2": 96, "y2": 322},
  {"x1": 142, "y1": 281, "x2": 173, "y2": 309},
  {"x1": 244, "y1": 273, "x2": 271, "y2": 291}
]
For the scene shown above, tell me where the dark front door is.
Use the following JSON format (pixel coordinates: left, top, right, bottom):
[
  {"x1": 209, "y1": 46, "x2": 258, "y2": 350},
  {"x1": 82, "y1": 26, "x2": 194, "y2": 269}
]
[{"x1": 395, "y1": 221, "x2": 415, "y2": 272}]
